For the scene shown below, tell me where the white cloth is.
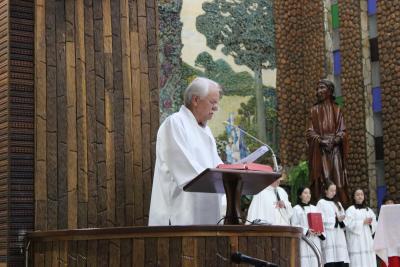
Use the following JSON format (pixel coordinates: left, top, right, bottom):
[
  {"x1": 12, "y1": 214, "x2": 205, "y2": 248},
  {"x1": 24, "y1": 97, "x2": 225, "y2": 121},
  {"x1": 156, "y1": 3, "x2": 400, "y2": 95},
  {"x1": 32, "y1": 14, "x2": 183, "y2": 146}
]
[
  {"x1": 374, "y1": 204, "x2": 400, "y2": 265},
  {"x1": 345, "y1": 205, "x2": 377, "y2": 267},
  {"x1": 246, "y1": 186, "x2": 293, "y2": 225},
  {"x1": 291, "y1": 204, "x2": 323, "y2": 267},
  {"x1": 317, "y1": 199, "x2": 349, "y2": 264},
  {"x1": 148, "y1": 105, "x2": 223, "y2": 226}
]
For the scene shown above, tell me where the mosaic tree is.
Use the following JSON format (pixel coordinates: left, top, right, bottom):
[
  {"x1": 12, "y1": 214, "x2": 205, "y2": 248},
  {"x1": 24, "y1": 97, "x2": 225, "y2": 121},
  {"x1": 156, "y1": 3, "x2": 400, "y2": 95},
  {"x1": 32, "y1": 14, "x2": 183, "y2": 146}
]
[
  {"x1": 195, "y1": 52, "x2": 278, "y2": 150},
  {"x1": 158, "y1": 0, "x2": 184, "y2": 121},
  {"x1": 196, "y1": 0, "x2": 276, "y2": 142},
  {"x1": 195, "y1": 51, "x2": 255, "y2": 96}
]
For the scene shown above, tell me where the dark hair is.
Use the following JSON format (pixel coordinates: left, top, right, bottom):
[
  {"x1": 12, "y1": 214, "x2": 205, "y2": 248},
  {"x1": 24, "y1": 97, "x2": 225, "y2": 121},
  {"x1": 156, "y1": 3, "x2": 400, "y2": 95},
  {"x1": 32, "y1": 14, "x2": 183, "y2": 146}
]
[
  {"x1": 352, "y1": 188, "x2": 368, "y2": 209},
  {"x1": 323, "y1": 180, "x2": 335, "y2": 191},
  {"x1": 382, "y1": 195, "x2": 396, "y2": 205},
  {"x1": 323, "y1": 180, "x2": 342, "y2": 211},
  {"x1": 297, "y1": 186, "x2": 310, "y2": 207}
]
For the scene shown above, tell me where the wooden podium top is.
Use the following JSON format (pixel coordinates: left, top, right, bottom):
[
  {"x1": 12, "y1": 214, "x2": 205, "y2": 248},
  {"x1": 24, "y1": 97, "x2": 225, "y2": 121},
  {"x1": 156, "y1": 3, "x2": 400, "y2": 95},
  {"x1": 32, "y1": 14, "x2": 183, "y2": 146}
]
[{"x1": 183, "y1": 168, "x2": 281, "y2": 195}]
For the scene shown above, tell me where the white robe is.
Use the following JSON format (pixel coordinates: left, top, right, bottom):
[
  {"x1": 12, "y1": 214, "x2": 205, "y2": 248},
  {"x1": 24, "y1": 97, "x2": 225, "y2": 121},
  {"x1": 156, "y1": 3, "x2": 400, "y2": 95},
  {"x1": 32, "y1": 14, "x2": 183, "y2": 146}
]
[
  {"x1": 246, "y1": 186, "x2": 293, "y2": 225},
  {"x1": 291, "y1": 204, "x2": 323, "y2": 267},
  {"x1": 317, "y1": 199, "x2": 350, "y2": 264},
  {"x1": 345, "y1": 205, "x2": 377, "y2": 267},
  {"x1": 148, "y1": 106, "x2": 223, "y2": 226}
]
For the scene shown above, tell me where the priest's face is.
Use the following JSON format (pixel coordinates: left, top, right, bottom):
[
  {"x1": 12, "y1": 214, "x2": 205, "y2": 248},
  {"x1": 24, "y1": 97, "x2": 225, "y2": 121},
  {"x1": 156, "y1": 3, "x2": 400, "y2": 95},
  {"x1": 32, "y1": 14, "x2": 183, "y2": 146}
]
[
  {"x1": 192, "y1": 85, "x2": 220, "y2": 126},
  {"x1": 353, "y1": 189, "x2": 365, "y2": 205}
]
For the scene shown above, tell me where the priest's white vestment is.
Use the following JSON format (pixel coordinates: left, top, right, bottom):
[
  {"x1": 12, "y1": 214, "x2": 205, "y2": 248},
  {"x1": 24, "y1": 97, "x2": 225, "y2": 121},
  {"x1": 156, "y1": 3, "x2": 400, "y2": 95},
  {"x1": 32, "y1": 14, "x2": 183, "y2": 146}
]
[
  {"x1": 291, "y1": 204, "x2": 323, "y2": 267},
  {"x1": 317, "y1": 199, "x2": 349, "y2": 264},
  {"x1": 345, "y1": 205, "x2": 377, "y2": 267},
  {"x1": 148, "y1": 105, "x2": 223, "y2": 226},
  {"x1": 246, "y1": 186, "x2": 293, "y2": 225}
]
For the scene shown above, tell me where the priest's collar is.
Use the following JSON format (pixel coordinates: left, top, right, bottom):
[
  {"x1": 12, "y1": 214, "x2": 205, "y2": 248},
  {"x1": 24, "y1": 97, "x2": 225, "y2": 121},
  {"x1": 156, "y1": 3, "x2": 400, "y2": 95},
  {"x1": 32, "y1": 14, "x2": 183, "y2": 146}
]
[{"x1": 181, "y1": 105, "x2": 207, "y2": 128}]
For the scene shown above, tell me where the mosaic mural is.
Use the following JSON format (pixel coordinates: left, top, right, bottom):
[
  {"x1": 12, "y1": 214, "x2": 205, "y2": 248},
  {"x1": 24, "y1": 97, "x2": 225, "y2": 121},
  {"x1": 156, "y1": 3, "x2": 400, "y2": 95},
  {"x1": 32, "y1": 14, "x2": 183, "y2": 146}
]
[{"x1": 158, "y1": 0, "x2": 278, "y2": 163}]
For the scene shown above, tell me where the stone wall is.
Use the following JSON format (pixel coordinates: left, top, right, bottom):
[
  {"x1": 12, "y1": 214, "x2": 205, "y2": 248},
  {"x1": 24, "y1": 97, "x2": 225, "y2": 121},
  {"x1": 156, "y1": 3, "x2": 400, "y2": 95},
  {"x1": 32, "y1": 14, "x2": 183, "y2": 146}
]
[
  {"x1": 275, "y1": 0, "x2": 326, "y2": 167},
  {"x1": 337, "y1": 1, "x2": 371, "y2": 199},
  {"x1": 377, "y1": 1, "x2": 400, "y2": 202}
]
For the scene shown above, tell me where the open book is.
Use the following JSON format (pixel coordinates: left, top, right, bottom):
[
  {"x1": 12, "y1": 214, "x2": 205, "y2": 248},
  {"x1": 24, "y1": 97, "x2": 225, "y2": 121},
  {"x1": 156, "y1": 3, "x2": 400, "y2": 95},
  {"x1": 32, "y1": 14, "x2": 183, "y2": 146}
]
[
  {"x1": 217, "y1": 162, "x2": 273, "y2": 172},
  {"x1": 237, "y1": 145, "x2": 269, "y2": 164}
]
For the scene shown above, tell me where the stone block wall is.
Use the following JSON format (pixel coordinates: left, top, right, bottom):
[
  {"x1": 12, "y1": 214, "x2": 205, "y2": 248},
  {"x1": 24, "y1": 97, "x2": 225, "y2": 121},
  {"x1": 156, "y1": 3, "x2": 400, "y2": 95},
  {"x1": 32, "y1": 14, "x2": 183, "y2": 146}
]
[
  {"x1": 275, "y1": 0, "x2": 326, "y2": 167},
  {"x1": 377, "y1": 1, "x2": 400, "y2": 202}
]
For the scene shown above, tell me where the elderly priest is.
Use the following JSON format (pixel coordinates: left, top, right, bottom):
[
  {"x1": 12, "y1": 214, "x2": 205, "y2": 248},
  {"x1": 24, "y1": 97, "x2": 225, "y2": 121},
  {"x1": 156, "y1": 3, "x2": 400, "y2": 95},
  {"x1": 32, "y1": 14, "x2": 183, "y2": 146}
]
[{"x1": 148, "y1": 77, "x2": 224, "y2": 226}]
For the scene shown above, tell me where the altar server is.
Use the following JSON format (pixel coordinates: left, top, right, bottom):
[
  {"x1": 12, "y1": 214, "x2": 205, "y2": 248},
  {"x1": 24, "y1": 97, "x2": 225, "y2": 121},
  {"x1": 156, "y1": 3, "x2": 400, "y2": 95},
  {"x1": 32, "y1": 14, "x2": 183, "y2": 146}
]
[
  {"x1": 291, "y1": 187, "x2": 324, "y2": 267},
  {"x1": 345, "y1": 188, "x2": 377, "y2": 267},
  {"x1": 247, "y1": 177, "x2": 293, "y2": 225},
  {"x1": 317, "y1": 181, "x2": 350, "y2": 267}
]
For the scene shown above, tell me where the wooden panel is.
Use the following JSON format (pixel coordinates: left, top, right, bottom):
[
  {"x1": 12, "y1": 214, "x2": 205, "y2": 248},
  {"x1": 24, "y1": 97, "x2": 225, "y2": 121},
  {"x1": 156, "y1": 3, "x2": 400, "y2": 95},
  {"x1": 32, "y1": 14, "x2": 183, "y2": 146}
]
[
  {"x1": 103, "y1": 0, "x2": 116, "y2": 228},
  {"x1": 111, "y1": 0, "x2": 125, "y2": 228},
  {"x1": 130, "y1": 0, "x2": 144, "y2": 226},
  {"x1": 28, "y1": 226, "x2": 302, "y2": 267},
  {"x1": 55, "y1": 0, "x2": 68, "y2": 230},
  {"x1": 34, "y1": 0, "x2": 47, "y2": 225},
  {"x1": 7, "y1": 0, "x2": 35, "y2": 265},
  {"x1": 65, "y1": 0, "x2": 78, "y2": 230},
  {"x1": 0, "y1": 0, "x2": 8, "y2": 263},
  {"x1": 75, "y1": 0, "x2": 88, "y2": 229},
  {"x1": 84, "y1": 0, "x2": 98, "y2": 229},
  {"x1": 93, "y1": 0, "x2": 107, "y2": 228},
  {"x1": 46, "y1": 0, "x2": 57, "y2": 231},
  {"x1": 120, "y1": 0, "x2": 134, "y2": 226},
  {"x1": 34, "y1": 0, "x2": 159, "y2": 232}
]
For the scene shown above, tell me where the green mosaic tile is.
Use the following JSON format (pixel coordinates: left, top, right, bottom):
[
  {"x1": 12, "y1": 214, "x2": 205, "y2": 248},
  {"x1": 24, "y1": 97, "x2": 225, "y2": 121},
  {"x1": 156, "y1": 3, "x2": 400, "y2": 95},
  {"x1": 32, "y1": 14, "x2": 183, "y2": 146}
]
[{"x1": 331, "y1": 4, "x2": 340, "y2": 29}]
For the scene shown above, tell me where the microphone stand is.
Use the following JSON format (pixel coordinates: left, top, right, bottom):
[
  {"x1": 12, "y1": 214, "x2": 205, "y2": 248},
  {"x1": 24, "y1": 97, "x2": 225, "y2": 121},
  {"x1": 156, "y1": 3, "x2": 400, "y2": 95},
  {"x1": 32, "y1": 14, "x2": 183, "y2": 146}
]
[
  {"x1": 223, "y1": 121, "x2": 280, "y2": 172},
  {"x1": 231, "y1": 252, "x2": 279, "y2": 267}
]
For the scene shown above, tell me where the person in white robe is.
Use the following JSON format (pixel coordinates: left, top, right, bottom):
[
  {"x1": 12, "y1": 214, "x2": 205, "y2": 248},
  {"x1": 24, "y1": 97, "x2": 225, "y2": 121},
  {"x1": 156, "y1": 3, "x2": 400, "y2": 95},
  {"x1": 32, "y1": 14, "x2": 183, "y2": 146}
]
[
  {"x1": 246, "y1": 178, "x2": 293, "y2": 225},
  {"x1": 317, "y1": 181, "x2": 349, "y2": 267},
  {"x1": 345, "y1": 188, "x2": 377, "y2": 267},
  {"x1": 148, "y1": 77, "x2": 223, "y2": 226},
  {"x1": 291, "y1": 187, "x2": 325, "y2": 267}
]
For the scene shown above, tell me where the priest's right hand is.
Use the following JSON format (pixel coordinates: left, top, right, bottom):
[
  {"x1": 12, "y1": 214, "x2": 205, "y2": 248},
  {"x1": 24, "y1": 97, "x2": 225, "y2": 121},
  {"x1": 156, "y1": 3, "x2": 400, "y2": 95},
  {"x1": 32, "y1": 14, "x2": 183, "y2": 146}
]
[
  {"x1": 364, "y1": 217, "x2": 372, "y2": 225},
  {"x1": 275, "y1": 200, "x2": 285, "y2": 209}
]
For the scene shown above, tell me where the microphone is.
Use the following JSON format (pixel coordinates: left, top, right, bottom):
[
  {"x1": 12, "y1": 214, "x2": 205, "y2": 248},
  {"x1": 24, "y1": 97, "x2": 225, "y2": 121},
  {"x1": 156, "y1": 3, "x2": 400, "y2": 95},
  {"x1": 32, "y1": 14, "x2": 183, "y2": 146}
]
[
  {"x1": 223, "y1": 121, "x2": 280, "y2": 172},
  {"x1": 231, "y1": 252, "x2": 279, "y2": 267}
]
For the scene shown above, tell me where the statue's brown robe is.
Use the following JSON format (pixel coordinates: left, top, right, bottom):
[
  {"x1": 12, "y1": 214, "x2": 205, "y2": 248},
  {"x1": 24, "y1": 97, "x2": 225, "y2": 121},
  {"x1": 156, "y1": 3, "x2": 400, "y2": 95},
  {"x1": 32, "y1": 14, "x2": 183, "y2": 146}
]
[{"x1": 307, "y1": 101, "x2": 349, "y2": 206}]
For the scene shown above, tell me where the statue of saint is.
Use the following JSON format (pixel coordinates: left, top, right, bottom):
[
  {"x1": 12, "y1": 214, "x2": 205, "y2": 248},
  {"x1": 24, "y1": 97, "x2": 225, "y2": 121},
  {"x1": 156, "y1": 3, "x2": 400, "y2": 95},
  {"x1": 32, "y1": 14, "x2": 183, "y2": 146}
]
[{"x1": 307, "y1": 79, "x2": 349, "y2": 206}]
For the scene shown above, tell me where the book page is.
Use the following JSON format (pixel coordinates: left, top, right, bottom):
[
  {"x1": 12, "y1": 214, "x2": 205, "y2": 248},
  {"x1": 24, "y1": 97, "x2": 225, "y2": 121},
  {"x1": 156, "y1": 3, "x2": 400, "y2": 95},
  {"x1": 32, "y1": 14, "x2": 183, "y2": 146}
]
[{"x1": 236, "y1": 145, "x2": 269, "y2": 164}]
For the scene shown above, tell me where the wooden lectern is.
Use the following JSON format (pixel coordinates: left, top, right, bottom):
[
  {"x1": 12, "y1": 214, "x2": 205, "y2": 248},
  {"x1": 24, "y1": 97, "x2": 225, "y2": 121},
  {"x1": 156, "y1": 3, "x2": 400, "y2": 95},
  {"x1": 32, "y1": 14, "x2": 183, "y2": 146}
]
[{"x1": 183, "y1": 168, "x2": 281, "y2": 225}]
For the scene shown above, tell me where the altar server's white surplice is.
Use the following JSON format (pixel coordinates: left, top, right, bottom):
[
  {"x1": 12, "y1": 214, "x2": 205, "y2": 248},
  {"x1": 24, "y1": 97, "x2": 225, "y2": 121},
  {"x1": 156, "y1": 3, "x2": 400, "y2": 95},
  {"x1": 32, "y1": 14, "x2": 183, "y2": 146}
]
[
  {"x1": 246, "y1": 186, "x2": 293, "y2": 225},
  {"x1": 148, "y1": 105, "x2": 223, "y2": 226},
  {"x1": 317, "y1": 199, "x2": 349, "y2": 264},
  {"x1": 345, "y1": 205, "x2": 377, "y2": 267},
  {"x1": 291, "y1": 204, "x2": 323, "y2": 267}
]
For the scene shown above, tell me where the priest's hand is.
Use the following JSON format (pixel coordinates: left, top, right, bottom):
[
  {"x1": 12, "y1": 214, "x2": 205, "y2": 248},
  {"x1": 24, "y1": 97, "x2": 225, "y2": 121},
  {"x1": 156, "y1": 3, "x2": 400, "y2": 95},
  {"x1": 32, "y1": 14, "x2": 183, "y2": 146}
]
[
  {"x1": 364, "y1": 217, "x2": 372, "y2": 225},
  {"x1": 275, "y1": 200, "x2": 285, "y2": 209}
]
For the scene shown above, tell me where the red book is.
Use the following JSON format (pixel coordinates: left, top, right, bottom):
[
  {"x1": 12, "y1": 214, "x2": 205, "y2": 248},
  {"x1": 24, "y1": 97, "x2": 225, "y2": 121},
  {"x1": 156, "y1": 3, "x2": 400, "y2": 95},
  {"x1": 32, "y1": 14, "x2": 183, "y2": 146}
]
[
  {"x1": 217, "y1": 163, "x2": 273, "y2": 172},
  {"x1": 307, "y1": 212, "x2": 324, "y2": 233}
]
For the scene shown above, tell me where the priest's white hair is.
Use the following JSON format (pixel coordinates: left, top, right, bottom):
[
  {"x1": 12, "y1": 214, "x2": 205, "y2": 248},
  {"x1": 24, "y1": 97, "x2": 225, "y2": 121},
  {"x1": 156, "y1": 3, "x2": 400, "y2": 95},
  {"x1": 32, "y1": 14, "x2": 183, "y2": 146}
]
[{"x1": 183, "y1": 77, "x2": 221, "y2": 107}]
